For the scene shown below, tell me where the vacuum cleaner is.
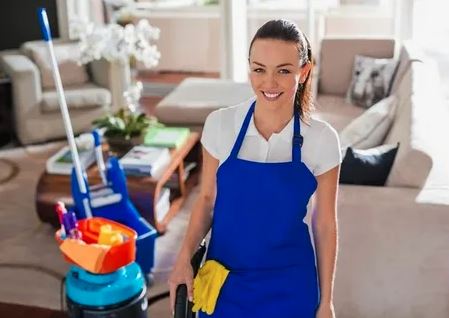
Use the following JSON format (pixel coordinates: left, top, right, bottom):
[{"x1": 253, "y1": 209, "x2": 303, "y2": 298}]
[{"x1": 58, "y1": 216, "x2": 149, "y2": 318}]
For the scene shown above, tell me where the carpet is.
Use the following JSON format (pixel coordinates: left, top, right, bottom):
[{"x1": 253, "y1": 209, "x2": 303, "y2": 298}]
[{"x1": 0, "y1": 142, "x2": 196, "y2": 317}]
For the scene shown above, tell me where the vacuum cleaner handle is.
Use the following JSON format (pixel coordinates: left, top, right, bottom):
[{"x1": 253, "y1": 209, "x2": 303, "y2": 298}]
[
  {"x1": 174, "y1": 240, "x2": 207, "y2": 318},
  {"x1": 191, "y1": 240, "x2": 207, "y2": 274},
  {"x1": 174, "y1": 284, "x2": 189, "y2": 318}
]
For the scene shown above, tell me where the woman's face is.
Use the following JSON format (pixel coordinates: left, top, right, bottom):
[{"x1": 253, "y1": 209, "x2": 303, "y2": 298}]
[{"x1": 249, "y1": 39, "x2": 310, "y2": 111}]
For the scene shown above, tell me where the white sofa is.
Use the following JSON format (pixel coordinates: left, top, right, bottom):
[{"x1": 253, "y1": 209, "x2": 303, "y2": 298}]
[
  {"x1": 0, "y1": 40, "x2": 129, "y2": 145},
  {"x1": 314, "y1": 38, "x2": 449, "y2": 318}
]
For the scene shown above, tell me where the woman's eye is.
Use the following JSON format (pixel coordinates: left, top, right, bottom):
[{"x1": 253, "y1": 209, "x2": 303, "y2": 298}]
[
  {"x1": 252, "y1": 68, "x2": 264, "y2": 73},
  {"x1": 279, "y1": 69, "x2": 291, "y2": 74}
]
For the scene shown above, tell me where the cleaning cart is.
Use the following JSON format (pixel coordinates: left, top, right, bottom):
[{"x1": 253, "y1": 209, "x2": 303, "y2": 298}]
[{"x1": 37, "y1": 7, "x2": 157, "y2": 278}]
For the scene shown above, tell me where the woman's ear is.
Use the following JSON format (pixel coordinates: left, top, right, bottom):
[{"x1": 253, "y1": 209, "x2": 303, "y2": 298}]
[{"x1": 299, "y1": 62, "x2": 312, "y2": 83}]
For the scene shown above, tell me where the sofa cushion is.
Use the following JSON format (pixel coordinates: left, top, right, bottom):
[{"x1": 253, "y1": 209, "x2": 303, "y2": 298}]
[
  {"x1": 339, "y1": 95, "x2": 397, "y2": 150},
  {"x1": 385, "y1": 147, "x2": 432, "y2": 188},
  {"x1": 155, "y1": 77, "x2": 254, "y2": 125},
  {"x1": 41, "y1": 84, "x2": 111, "y2": 113},
  {"x1": 24, "y1": 42, "x2": 89, "y2": 90},
  {"x1": 319, "y1": 38, "x2": 395, "y2": 96},
  {"x1": 314, "y1": 94, "x2": 365, "y2": 132},
  {"x1": 340, "y1": 143, "x2": 399, "y2": 186},
  {"x1": 346, "y1": 55, "x2": 397, "y2": 108}
]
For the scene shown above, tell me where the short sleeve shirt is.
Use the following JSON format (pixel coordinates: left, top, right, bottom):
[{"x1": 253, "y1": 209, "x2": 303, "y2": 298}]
[{"x1": 201, "y1": 98, "x2": 342, "y2": 176}]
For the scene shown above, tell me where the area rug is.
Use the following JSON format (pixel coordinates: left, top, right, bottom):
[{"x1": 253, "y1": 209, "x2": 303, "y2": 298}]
[{"x1": 0, "y1": 142, "x2": 196, "y2": 316}]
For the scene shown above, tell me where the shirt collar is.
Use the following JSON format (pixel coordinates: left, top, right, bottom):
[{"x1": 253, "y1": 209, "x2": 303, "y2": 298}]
[{"x1": 234, "y1": 100, "x2": 295, "y2": 142}]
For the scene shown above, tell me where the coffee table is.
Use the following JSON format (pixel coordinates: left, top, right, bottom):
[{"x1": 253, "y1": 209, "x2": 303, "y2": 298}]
[{"x1": 35, "y1": 132, "x2": 201, "y2": 234}]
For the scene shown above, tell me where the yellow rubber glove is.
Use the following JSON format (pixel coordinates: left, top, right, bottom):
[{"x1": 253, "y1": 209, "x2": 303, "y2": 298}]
[{"x1": 192, "y1": 260, "x2": 229, "y2": 315}]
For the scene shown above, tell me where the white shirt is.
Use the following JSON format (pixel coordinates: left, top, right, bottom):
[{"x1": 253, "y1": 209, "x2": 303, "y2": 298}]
[{"x1": 201, "y1": 98, "x2": 342, "y2": 176}]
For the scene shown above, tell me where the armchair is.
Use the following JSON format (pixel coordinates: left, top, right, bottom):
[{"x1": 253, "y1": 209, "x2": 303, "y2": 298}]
[{"x1": 0, "y1": 40, "x2": 129, "y2": 145}]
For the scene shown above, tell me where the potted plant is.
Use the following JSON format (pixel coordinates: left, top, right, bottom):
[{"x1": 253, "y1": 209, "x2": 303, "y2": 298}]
[{"x1": 92, "y1": 108, "x2": 162, "y2": 155}]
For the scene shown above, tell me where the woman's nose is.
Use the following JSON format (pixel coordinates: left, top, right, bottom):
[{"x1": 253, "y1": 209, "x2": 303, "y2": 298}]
[{"x1": 263, "y1": 73, "x2": 278, "y2": 87}]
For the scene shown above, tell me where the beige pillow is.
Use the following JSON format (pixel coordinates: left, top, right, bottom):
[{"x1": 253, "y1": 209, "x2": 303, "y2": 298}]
[
  {"x1": 339, "y1": 95, "x2": 397, "y2": 151},
  {"x1": 30, "y1": 43, "x2": 89, "y2": 89}
]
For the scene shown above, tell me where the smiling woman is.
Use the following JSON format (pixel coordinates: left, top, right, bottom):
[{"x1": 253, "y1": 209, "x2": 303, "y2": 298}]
[
  {"x1": 248, "y1": 19, "x2": 314, "y2": 139},
  {"x1": 169, "y1": 19, "x2": 341, "y2": 318}
]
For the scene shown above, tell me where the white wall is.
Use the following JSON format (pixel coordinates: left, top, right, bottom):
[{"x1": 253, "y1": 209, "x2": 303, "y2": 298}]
[
  {"x1": 323, "y1": 4, "x2": 396, "y2": 37},
  {"x1": 69, "y1": 2, "x2": 398, "y2": 73},
  {"x1": 132, "y1": 6, "x2": 324, "y2": 73}
]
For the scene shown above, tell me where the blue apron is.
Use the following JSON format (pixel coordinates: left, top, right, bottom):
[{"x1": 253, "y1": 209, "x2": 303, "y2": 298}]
[{"x1": 200, "y1": 101, "x2": 320, "y2": 318}]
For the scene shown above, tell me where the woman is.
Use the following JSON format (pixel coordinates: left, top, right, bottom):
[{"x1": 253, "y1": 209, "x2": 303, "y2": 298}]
[{"x1": 169, "y1": 19, "x2": 341, "y2": 318}]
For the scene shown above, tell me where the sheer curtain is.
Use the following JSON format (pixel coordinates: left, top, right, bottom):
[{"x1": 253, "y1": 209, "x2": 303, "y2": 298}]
[{"x1": 413, "y1": 0, "x2": 449, "y2": 100}]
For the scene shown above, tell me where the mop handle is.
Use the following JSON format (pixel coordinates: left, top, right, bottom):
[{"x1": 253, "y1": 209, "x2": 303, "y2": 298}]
[
  {"x1": 37, "y1": 8, "x2": 87, "y2": 195},
  {"x1": 92, "y1": 129, "x2": 108, "y2": 186},
  {"x1": 38, "y1": 9, "x2": 92, "y2": 218}
]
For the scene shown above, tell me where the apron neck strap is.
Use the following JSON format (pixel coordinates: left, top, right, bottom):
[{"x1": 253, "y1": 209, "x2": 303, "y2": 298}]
[
  {"x1": 230, "y1": 101, "x2": 303, "y2": 163},
  {"x1": 229, "y1": 101, "x2": 255, "y2": 159},
  {"x1": 292, "y1": 108, "x2": 303, "y2": 163}
]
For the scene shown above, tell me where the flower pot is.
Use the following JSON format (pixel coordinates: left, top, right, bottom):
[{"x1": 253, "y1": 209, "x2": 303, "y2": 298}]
[{"x1": 107, "y1": 135, "x2": 144, "y2": 157}]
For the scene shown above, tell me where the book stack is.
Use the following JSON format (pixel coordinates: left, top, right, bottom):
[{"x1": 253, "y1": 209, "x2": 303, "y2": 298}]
[
  {"x1": 144, "y1": 126, "x2": 190, "y2": 149},
  {"x1": 46, "y1": 134, "x2": 95, "y2": 175},
  {"x1": 119, "y1": 145, "x2": 171, "y2": 179}
]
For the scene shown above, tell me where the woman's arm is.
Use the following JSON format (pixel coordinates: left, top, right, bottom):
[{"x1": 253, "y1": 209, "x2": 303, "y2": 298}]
[
  {"x1": 312, "y1": 165, "x2": 340, "y2": 308},
  {"x1": 168, "y1": 147, "x2": 219, "y2": 310},
  {"x1": 178, "y1": 147, "x2": 219, "y2": 259}
]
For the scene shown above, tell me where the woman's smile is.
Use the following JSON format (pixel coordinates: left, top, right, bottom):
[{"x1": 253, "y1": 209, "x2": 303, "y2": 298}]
[{"x1": 262, "y1": 91, "x2": 284, "y2": 101}]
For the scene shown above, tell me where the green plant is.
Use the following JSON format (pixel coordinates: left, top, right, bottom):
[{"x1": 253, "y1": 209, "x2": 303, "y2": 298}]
[{"x1": 92, "y1": 108, "x2": 161, "y2": 140}]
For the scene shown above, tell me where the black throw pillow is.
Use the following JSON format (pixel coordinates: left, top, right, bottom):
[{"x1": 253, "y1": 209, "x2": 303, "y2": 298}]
[{"x1": 339, "y1": 143, "x2": 400, "y2": 186}]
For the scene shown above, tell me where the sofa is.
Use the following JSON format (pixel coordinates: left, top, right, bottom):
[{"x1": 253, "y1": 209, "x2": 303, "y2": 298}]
[
  {"x1": 313, "y1": 38, "x2": 449, "y2": 318},
  {"x1": 0, "y1": 40, "x2": 129, "y2": 145},
  {"x1": 155, "y1": 77, "x2": 254, "y2": 131},
  {"x1": 155, "y1": 38, "x2": 449, "y2": 317}
]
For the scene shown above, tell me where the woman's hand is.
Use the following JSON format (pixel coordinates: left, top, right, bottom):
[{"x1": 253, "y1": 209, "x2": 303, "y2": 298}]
[
  {"x1": 316, "y1": 301, "x2": 336, "y2": 318},
  {"x1": 168, "y1": 254, "x2": 194, "y2": 314}
]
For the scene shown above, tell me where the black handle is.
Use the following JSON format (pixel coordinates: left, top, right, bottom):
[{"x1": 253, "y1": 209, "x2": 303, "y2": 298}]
[
  {"x1": 173, "y1": 240, "x2": 207, "y2": 318},
  {"x1": 174, "y1": 284, "x2": 189, "y2": 318}
]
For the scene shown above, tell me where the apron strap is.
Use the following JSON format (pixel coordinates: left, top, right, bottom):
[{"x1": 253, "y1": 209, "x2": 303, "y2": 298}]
[
  {"x1": 230, "y1": 100, "x2": 303, "y2": 163},
  {"x1": 229, "y1": 101, "x2": 256, "y2": 159},
  {"x1": 292, "y1": 108, "x2": 303, "y2": 163}
]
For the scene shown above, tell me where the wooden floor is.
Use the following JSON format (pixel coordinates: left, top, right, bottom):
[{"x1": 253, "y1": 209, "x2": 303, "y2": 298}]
[
  {"x1": 0, "y1": 302, "x2": 66, "y2": 318},
  {"x1": 137, "y1": 70, "x2": 219, "y2": 116}
]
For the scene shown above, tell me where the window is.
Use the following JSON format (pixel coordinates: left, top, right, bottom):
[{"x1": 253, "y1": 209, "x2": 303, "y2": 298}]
[{"x1": 413, "y1": 0, "x2": 449, "y2": 100}]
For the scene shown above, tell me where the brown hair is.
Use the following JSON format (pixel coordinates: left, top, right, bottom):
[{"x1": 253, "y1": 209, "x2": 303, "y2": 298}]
[{"x1": 249, "y1": 19, "x2": 314, "y2": 122}]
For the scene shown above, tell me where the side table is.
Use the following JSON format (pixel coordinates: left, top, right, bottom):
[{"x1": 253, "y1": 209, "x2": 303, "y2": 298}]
[{"x1": 35, "y1": 132, "x2": 202, "y2": 234}]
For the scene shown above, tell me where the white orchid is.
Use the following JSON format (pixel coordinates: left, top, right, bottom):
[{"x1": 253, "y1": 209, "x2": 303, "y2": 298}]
[
  {"x1": 72, "y1": 19, "x2": 161, "y2": 69},
  {"x1": 123, "y1": 81, "x2": 143, "y2": 113}
]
